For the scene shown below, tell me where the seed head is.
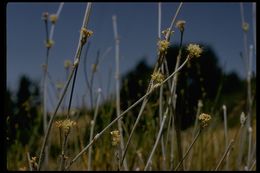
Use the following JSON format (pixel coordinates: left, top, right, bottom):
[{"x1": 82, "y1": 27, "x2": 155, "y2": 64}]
[
  {"x1": 42, "y1": 12, "x2": 49, "y2": 21},
  {"x1": 175, "y1": 20, "x2": 186, "y2": 32},
  {"x1": 187, "y1": 44, "x2": 203, "y2": 58},
  {"x1": 110, "y1": 130, "x2": 120, "y2": 146},
  {"x1": 198, "y1": 113, "x2": 211, "y2": 128}
]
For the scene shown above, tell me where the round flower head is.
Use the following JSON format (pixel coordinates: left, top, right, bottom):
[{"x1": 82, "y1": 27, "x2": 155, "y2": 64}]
[
  {"x1": 56, "y1": 119, "x2": 77, "y2": 134},
  {"x1": 198, "y1": 113, "x2": 211, "y2": 128},
  {"x1": 151, "y1": 71, "x2": 164, "y2": 84},
  {"x1": 110, "y1": 130, "x2": 120, "y2": 146},
  {"x1": 158, "y1": 40, "x2": 170, "y2": 54},
  {"x1": 187, "y1": 44, "x2": 203, "y2": 58},
  {"x1": 175, "y1": 20, "x2": 186, "y2": 32},
  {"x1": 50, "y1": 14, "x2": 58, "y2": 24},
  {"x1": 80, "y1": 28, "x2": 93, "y2": 44}
]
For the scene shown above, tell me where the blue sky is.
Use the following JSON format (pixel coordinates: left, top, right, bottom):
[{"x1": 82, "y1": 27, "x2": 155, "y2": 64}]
[{"x1": 6, "y1": 2, "x2": 256, "y2": 109}]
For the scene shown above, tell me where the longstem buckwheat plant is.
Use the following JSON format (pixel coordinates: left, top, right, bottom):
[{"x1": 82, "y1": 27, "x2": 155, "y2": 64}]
[
  {"x1": 37, "y1": 3, "x2": 93, "y2": 170},
  {"x1": 88, "y1": 88, "x2": 102, "y2": 170},
  {"x1": 175, "y1": 113, "x2": 211, "y2": 171},
  {"x1": 169, "y1": 19, "x2": 185, "y2": 171},
  {"x1": 222, "y1": 105, "x2": 229, "y2": 170},
  {"x1": 157, "y1": 3, "x2": 166, "y2": 170},
  {"x1": 65, "y1": 53, "x2": 190, "y2": 171},
  {"x1": 112, "y1": 15, "x2": 128, "y2": 171},
  {"x1": 120, "y1": 3, "x2": 183, "y2": 168}
]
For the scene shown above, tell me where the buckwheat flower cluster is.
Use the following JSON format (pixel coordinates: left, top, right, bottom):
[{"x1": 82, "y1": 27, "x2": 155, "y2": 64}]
[
  {"x1": 158, "y1": 40, "x2": 170, "y2": 54},
  {"x1": 110, "y1": 130, "x2": 120, "y2": 146},
  {"x1": 45, "y1": 39, "x2": 54, "y2": 48},
  {"x1": 50, "y1": 14, "x2": 58, "y2": 24},
  {"x1": 151, "y1": 71, "x2": 164, "y2": 84},
  {"x1": 80, "y1": 28, "x2": 93, "y2": 44},
  {"x1": 187, "y1": 44, "x2": 203, "y2": 58},
  {"x1": 198, "y1": 113, "x2": 211, "y2": 128},
  {"x1": 55, "y1": 119, "x2": 77, "y2": 134},
  {"x1": 161, "y1": 28, "x2": 174, "y2": 39}
]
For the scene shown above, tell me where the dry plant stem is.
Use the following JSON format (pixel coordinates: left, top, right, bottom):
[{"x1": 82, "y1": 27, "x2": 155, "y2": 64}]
[
  {"x1": 67, "y1": 64, "x2": 79, "y2": 118},
  {"x1": 158, "y1": 3, "x2": 166, "y2": 170},
  {"x1": 42, "y1": 16, "x2": 50, "y2": 169},
  {"x1": 174, "y1": 128, "x2": 202, "y2": 171},
  {"x1": 144, "y1": 114, "x2": 167, "y2": 171},
  {"x1": 237, "y1": 125, "x2": 246, "y2": 169},
  {"x1": 170, "y1": 30, "x2": 184, "y2": 171},
  {"x1": 121, "y1": 3, "x2": 184, "y2": 167},
  {"x1": 249, "y1": 159, "x2": 256, "y2": 171},
  {"x1": 49, "y1": 3, "x2": 64, "y2": 41},
  {"x1": 59, "y1": 132, "x2": 69, "y2": 171},
  {"x1": 187, "y1": 100, "x2": 203, "y2": 169},
  {"x1": 27, "y1": 152, "x2": 33, "y2": 171},
  {"x1": 252, "y1": 3, "x2": 256, "y2": 54},
  {"x1": 65, "y1": 57, "x2": 189, "y2": 170},
  {"x1": 159, "y1": 67, "x2": 166, "y2": 171},
  {"x1": 88, "y1": 90, "x2": 101, "y2": 170},
  {"x1": 214, "y1": 139, "x2": 234, "y2": 171},
  {"x1": 112, "y1": 15, "x2": 128, "y2": 171},
  {"x1": 37, "y1": 3, "x2": 92, "y2": 170},
  {"x1": 82, "y1": 42, "x2": 93, "y2": 108},
  {"x1": 222, "y1": 105, "x2": 229, "y2": 170},
  {"x1": 247, "y1": 45, "x2": 253, "y2": 127},
  {"x1": 246, "y1": 127, "x2": 252, "y2": 169}
]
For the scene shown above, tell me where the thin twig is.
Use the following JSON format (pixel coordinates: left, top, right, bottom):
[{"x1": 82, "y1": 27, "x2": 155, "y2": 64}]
[
  {"x1": 214, "y1": 139, "x2": 234, "y2": 171},
  {"x1": 88, "y1": 89, "x2": 101, "y2": 170},
  {"x1": 174, "y1": 128, "x2": 202, "y2": 171},
  {"x1": 27, "y1": 152, "x2": 33, "y2": 171}
]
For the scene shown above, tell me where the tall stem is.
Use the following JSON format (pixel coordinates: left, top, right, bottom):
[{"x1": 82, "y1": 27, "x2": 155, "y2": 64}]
[
  {"x1": 37, "y1": 3, "x2": 92, "y2": 170},
  {"x1": 112, "y1": 15, "x2": 128, "y2": 170}
]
